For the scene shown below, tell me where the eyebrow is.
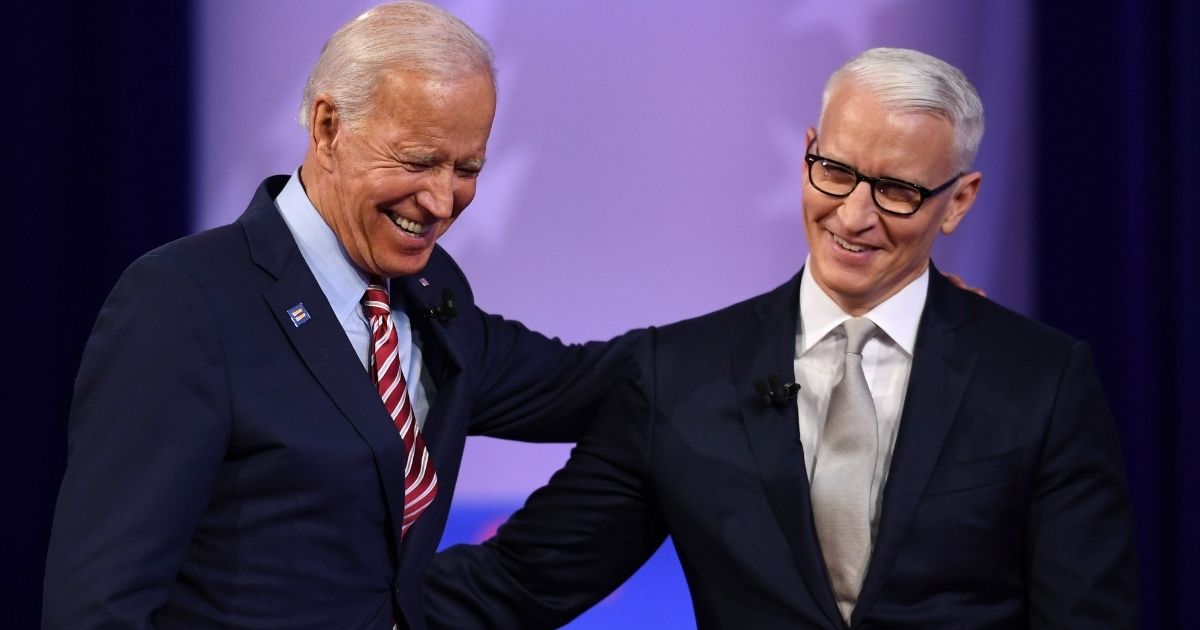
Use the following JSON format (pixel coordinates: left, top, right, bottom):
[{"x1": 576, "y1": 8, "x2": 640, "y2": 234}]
[
  {"x1": 458, "y1": 157, "x2": 485, "y2": 172},
  {"x1": 399, "y1": 151, "x2": 485, "y2": 172},
  {"x1": 400, "y1": 151, "x2": 440, "y2": 167},
  {"x1": 812, "y1": 145, "x2": 923, "y2": 188}
]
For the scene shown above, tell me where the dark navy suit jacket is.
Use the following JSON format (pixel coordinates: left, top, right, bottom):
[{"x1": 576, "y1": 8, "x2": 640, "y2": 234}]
[
  {"x1": 426, "y1": 268, "x2": 1138, "y2": 628},
  {"x1": 43, "y1": 176, "x2": 630, "y2": 629}
]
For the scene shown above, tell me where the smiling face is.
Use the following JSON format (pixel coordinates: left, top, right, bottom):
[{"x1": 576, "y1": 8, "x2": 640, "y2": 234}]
[
  {"x1": 303, "y1": 69, "x2": 496, "y2": 278},
  {"x1": 803, "y1": 80, "x2": 981, "y2": 315}
]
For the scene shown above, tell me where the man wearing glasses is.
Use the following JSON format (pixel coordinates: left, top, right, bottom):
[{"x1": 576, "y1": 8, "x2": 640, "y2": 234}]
[{"x1": 425, "y1": 48, "x2": 1138, "y2": 628}]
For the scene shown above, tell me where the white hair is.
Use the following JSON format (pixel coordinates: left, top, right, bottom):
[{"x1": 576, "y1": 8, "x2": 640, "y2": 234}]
[
  {"x1": 819, "y1": 47, "x2": 985, "y2": 171},
  {"x1": 298, "y1": 1, "x2": 496, "y2": 130}
]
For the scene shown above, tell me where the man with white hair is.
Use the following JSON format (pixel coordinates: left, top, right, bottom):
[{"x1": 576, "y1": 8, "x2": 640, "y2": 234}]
[
  {"x1": 426, "y1": 48, "x2": 1138, "y2": 628},
  {"x1": 42, "y1": 3, "x2": 628, "y2": 628}
]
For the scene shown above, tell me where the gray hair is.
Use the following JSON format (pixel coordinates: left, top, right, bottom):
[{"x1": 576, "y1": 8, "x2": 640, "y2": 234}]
[
  {"x1": 819, "y1": 47, "x2": 985, "y2": 171},
  {"x1": 298, "y1": 1, "x2": 496, "y2": 130}
]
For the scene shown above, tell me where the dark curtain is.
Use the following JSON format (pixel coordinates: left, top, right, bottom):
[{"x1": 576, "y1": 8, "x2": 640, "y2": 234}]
[
  {"x1": 1, "y1": 2, "x2": 192, "y2": 626},
  {"x1": 1034, "y1": 0, "x2": 1199, "y2": 626}
]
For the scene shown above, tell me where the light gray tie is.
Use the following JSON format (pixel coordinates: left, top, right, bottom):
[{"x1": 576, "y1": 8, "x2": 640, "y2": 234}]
[{"x1": 811, "y1": 317, "x2": 878, "y2": 623}]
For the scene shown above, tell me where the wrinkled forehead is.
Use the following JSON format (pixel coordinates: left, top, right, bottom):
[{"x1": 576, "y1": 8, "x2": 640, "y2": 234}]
[{"x1": 365, "y1": 69, "x2": 496, "y2": 119}]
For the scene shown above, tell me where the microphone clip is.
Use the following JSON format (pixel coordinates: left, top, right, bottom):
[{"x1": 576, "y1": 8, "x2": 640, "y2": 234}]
[
  {"x1": 754, "y1": 375, "x2": 800, "y2": 409},
  {"x1": 425, "y1": 288, "x2": 457, "y2": 323}
]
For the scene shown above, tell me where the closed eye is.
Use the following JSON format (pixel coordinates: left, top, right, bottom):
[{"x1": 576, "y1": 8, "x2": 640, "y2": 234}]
[
  {"x1": 401, "y1": 159, "x2": 437, "y2": 172},
  {"x1": 875, "y1": 179, "x2": 922, "y2": 204},
  {"x1": 456, "y1": 158, "x2": 485, "y2": 179}
]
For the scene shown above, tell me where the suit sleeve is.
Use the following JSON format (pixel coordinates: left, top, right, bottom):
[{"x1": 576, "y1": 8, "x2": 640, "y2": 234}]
[
  {"x1": 1026, "y1": 341, "x2": 1138, "y2": 627},
  {"x1": 425, "y1": 343, "x2": 667, "y2": 628},
  {"x1": 43, "y1": 254, "x2": 230, "y2": 629},
  {"x1": 462, "y1": 304, "x2": 640, "y2": 442}
]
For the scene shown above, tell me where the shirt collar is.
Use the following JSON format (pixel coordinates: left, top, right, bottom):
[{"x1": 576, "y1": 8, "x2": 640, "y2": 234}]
[
  {"x1": 275, "y1": 168, "x2": 374, "y2": 324},
  {"x1": 797, "y1": 255, "x2": 928, "y2": 356}
]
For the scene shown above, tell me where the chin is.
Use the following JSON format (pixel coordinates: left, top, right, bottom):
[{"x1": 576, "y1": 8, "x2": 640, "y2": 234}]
[
  {"x1": 381, "y1": 252, "x2": 435, "y2": 278},
  {"x1": 818, "y1": 272, "x2": 880, "y2": 309},
  {"x1": 819, "y1": 265, "x2": 869, "y2": 291},
  {"x1": 831, "y1": 285, "x2": 874, "y2": 304}
]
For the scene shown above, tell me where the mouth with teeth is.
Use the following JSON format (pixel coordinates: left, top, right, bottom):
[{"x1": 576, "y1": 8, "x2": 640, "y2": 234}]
[
  {"x1": 832, "y1": 234, "x2": 873, "y2": 253},
  {"x1": 389, "y1": 212, "x2": 433, "y2": 238}
]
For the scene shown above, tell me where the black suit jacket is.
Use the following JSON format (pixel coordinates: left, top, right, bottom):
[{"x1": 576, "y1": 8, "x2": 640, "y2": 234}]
[
  {"x1": 426, "y1": 268, "x2": 1137, "y2": 628},
  {"x1": 43, "y1": 176, "x2": 630, "y2": 629}
]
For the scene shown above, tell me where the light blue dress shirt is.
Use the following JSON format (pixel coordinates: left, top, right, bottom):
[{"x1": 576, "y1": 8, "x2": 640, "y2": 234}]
[{"x1": 275, "y1": 169, "x2": 434, "y2": 429}]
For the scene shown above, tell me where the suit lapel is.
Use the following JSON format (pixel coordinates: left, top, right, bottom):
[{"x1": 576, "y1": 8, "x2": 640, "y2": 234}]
[
  {"x1": 732, "y1": 271, "x2": 845, "y2": 628},
  {"x1": 391, "y1": 273, "x2": 466, "y2": 557},
  {"x1": 394, "y1": 273, "x2": 466, "y2": 381},
  {"x1": 240, "y1": 178, "x2": 410, "y2": 547},
  {"x1": 852, "y1": 269, "x2": 978, "y2": 622}
]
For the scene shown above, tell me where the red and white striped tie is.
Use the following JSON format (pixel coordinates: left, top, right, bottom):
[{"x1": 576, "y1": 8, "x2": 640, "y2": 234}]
[{"x1": 363, "y1": 277, "x2": 438, "y2": 538}]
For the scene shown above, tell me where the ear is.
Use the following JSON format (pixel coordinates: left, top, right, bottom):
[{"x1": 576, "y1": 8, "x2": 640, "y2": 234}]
[
  {"x1": 309, "y1": 94, "x2": 342, "y2": 172},
  {"x1": 940, "y1": 171, "x2": 981, "y2": 235},
  {"x1": 802, "y1": 127, "x2": 817, "y2": 183}
]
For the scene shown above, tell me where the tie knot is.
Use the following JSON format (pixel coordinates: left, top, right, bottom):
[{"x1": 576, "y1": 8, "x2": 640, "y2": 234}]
[
  {"x1": 842, "y1": 317, "x2": 876, "y2": 355},
  {"x1": 363, "y1": 277, "x2": 391, "y2": 320}
]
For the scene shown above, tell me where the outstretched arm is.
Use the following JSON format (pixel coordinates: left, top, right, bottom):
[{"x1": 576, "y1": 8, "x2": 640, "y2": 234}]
[{"x1": 427, "y1": 350, "x2": 666, "y2": 628}]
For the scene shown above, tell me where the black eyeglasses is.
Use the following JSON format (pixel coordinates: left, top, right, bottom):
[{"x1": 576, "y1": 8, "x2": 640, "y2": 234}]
[{"x1": 804, "y1": 136, "x2": 962, "y2": 216}]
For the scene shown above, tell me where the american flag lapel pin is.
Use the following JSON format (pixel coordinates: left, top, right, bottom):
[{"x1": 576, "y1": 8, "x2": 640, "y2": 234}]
[
  {"x1": 287, "y1": 302, "x2": 312, "y2": 327},
  {"x1": 419, "y1": 277, "x2": 431, "y2": 287}
]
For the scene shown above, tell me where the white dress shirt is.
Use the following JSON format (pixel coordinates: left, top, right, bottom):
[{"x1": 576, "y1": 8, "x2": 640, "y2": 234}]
[
  {"x1": 275, "y1": 169, "x2": 434, "y2": 429},
  {"x1": 793, "y1": 257, "x2": 929, "y2": 539}
]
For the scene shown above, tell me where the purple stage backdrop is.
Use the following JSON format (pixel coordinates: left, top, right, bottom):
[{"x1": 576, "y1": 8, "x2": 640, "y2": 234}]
[{"x1": 195, "y1": 2, "x2": 1030, "y2": 626}]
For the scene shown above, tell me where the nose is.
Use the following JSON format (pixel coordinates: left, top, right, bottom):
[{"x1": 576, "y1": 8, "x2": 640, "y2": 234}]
[
  {"x1": 415, "y1": 170, "x2": 456, "y2": 219},
  {"x1": 838, "y1": 181, "x2": 878, "y2": 231}
]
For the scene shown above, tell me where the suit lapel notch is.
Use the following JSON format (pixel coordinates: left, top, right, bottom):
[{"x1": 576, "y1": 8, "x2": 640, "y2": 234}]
[{"x1": 239, "y1": 176, "x2": 296, "y2": 279}]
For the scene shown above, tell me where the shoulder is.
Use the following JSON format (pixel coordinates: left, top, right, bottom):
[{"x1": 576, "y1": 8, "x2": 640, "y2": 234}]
[
  {"x1": 128, "y1": 174, "x2": 292, "y2": 288},
  {"x1": 954, "y1": 289, "x2": 1082, "y2": 357},
  {"x1": 654, "y1": 277, "x2": 795, "y2": 346},
  {"x1": 113, "y1": 224, "x2": 258, "y2": 300},
  {"x1": 149, "y1": 222, "x2": 248, "y2": 266},
  {"x1": 932, "y1": 285, "x2": 1102, "y2": 404},
  {"x1": 921, "y1": 267, "x2": 1082, "y2": 357}
]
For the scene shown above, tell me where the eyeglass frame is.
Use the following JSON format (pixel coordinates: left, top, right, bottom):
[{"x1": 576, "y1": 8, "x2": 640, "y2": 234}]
[{"x1": 804, "y1": 136, "x2": 963, "y2": 216}]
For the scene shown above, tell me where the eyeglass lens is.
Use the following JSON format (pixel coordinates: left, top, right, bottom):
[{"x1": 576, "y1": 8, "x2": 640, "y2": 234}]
[{"x1": 810, "y1": 159, "x2": 922, "y2": 214}]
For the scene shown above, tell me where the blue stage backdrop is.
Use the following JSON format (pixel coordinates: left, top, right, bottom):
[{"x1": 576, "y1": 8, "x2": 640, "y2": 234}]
[{"x1": 193, "y1": 2, "x2": 1030, "y2": 626}]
